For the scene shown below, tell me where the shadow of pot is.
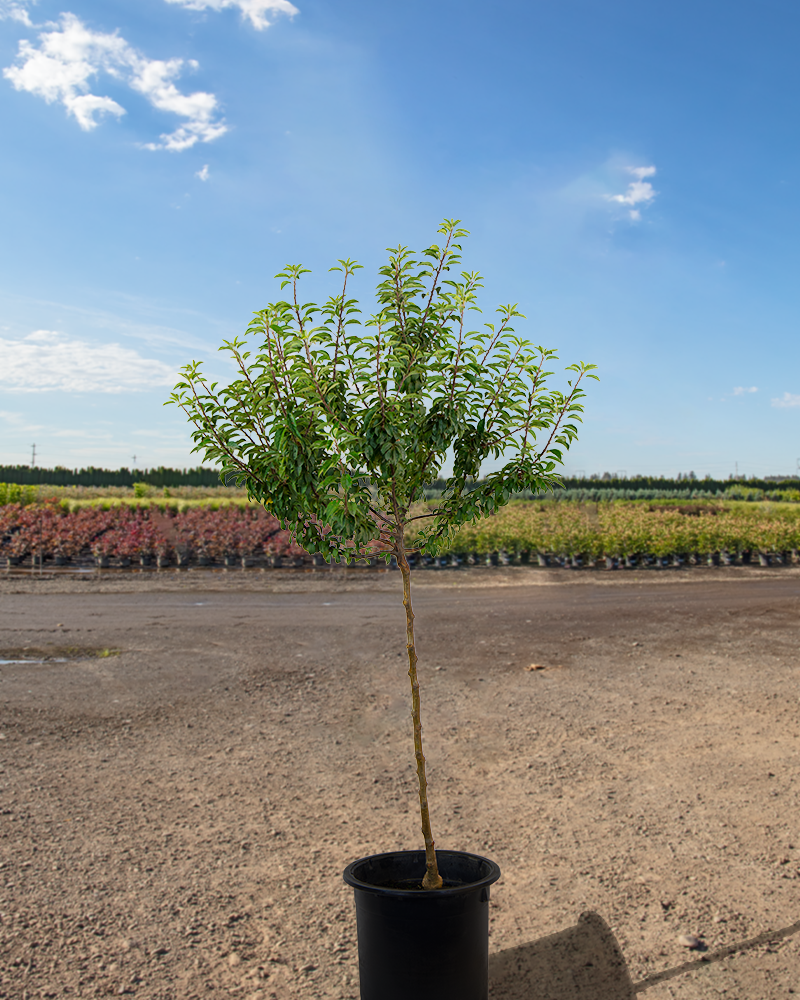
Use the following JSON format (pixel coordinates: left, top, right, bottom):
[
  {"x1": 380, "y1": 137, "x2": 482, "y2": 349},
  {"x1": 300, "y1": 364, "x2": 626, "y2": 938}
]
[{"x1": 489, "y1": 911, "x2": 635, "y2": 1000}]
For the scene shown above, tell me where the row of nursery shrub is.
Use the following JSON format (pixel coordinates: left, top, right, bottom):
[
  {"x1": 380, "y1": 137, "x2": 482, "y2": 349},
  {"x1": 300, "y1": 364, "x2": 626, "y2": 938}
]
[
  {"x1": 434, "y1": 501, "x2": 800, "y2": 560},
  {"x1": 422, "y1": 485, "x2": 800, "y2": 503},
  {"x1": 506, "y1": 486, "x2": 800, "y2": 503},
  {"x1": 4, "y1": 500, "x2": 800, "y2": 568},
  {"x1": 5, "y1": 480, "x2": 800, "y2": 508},
  {"x1": 0, "y1": 483, "x2": 249, "y2": 507},
  {"x1": 0, "y1": 483, "x2": 39, "y2": 506},
  {"x1": 0, "y1": 503, "x2": 306, "y2": 567}
]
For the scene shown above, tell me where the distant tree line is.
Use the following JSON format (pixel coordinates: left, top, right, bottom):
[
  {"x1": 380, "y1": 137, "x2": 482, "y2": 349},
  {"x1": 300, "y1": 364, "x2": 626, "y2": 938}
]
[
  {"x1": 2, "y1": 466, "x2": 799, "y2": 494},
  {"x1": 0, "y1": 466, "x2": 222, "y2": 487},
  {"x1": 424, "y1": 474, "x2": 800, "y2": 497},
  {"x1": 555, "y1": 474, "x2": 800, "y2": 493}
]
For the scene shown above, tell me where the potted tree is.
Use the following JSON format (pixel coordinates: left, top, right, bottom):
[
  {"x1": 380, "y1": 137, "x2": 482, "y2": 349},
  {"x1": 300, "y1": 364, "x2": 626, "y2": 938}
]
[{"x1": 168, "y1": 220, "x2": 597, "y2": 1000}]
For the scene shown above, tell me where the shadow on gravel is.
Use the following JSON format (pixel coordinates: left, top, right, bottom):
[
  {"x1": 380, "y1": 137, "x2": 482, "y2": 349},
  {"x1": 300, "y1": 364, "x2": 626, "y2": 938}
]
[
  {"x1": 489, "y1": 912, "x2": 635, "y2": 1000},
  {"x1": 488, "y1": 911, "x2": 800, "y2": 999}
]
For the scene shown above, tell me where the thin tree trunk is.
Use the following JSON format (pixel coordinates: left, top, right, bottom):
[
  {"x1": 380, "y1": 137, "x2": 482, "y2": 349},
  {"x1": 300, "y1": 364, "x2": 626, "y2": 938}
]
[{"x1": 396, "y1": 529, "x2": 443, "y2": 890}]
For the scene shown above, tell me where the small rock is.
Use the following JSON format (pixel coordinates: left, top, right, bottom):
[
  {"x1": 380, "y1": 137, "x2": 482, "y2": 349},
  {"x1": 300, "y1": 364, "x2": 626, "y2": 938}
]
[
  {"x1": 678, "y1": 933, "x2": 702, "y2": 949},
  {"x1": 228, "y1": 952, "x2": 241, "y2": 967},
  {"x1": 526, "y1": 663, "x2": 545, "y2": 671}
]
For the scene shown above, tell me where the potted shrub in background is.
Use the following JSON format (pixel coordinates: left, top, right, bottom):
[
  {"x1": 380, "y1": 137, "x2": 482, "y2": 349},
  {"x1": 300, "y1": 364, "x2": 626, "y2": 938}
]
[{"x1": 168, "y1": 220, "x2": 597, "y2": 1000}]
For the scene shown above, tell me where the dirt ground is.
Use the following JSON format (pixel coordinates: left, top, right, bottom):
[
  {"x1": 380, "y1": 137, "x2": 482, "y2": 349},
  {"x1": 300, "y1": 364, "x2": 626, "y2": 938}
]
[{"x1": 0, "y1": 564, "x2": 799, "y2": 999}]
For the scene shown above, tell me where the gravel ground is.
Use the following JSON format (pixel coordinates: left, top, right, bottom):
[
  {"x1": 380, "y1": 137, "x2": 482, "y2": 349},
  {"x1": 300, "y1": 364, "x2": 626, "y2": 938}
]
[{"x1": 1, "y1": 565, "x2": 799, "y2": 999}]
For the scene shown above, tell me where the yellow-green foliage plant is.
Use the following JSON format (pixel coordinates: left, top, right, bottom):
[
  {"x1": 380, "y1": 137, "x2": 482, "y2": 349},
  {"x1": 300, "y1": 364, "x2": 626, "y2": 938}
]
[
  {"x1": 0, "y1": 483, "x2": 38, "y2": 506},
  {"x1": 435, "y1": 500, "x2": 800, "y2": 564}
]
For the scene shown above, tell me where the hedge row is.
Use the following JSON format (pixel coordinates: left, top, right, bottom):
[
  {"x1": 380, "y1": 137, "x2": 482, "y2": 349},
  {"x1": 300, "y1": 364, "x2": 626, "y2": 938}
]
[{"x1": 0, "y1": 466, "x2": 221, "y2": 488}]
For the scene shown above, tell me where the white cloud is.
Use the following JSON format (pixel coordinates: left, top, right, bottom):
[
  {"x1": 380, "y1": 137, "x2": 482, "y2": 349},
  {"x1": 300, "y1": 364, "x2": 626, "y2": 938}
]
[
  {"x1": 0, "y1": 330, "x2": 177, "y2": 392},
  {"x1": 0, "y1": 0, "x2": 35, "y2": 25},
  {"x1": 164, "y1": 0, "x2": 298, "y2": 31},
  {"x1": 772, "y1": 392, "x2": 800, "y2": 409},
  {"x1": 196, "y1": 163, "x2": 210, "y2": 180},
  {"x1": 606, "y1": 165, "x2": 657, "y2": 221},
  {"x1": 2, "y1": 13, "x2": 227, "y2": 149},
  {"x1": 0, "y1": 408, "x2": 43, "y2": 430},
  {"x1": 733, "y1": 386, "x2": 758, "y2": 395}
]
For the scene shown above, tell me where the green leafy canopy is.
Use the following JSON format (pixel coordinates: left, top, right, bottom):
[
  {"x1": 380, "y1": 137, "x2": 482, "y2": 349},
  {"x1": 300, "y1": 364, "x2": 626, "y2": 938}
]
[{"x1": 167, "y1": 219, "x2": 598, "y2": 562}]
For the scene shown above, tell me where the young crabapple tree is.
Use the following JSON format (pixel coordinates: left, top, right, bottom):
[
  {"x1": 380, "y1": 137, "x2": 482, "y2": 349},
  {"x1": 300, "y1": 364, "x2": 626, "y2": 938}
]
[{"x1": 168, "y1": 219, "x2": 597, "y2": 889}]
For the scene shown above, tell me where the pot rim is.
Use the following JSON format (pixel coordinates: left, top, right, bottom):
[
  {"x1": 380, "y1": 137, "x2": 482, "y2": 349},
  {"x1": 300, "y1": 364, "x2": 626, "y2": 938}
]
[{"x1": 343, "y1": 849, "x2": 501, "y2": 898}]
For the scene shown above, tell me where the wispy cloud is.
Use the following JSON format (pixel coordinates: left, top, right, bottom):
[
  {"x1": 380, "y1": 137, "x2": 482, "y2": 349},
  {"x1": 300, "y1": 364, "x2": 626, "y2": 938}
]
[
  {"x1": 0, "y1": 408, "x2": 43, "y2": 432},
  {"x1": 2, "y1": 13, "x2": 227, "y2": 150},
  {"x1": 733, "y1": 386, "x2": 758, "y2": 396},
  {"x1": 0, "y1": 287, "x2": 228, "y2": 352},
  {"x1": 196, "y1": 163, "x2": 210, "y2": 180},
  {"x1": 606, "y1": 165, "x2": 657, "y2": 221},
  {"x1": 164, "y1": 0, "x2": 299, "y2": 31},
  {"x1": 0, "y1": 0, "x2": 35, "y2": 25},
  {"x1": 772, "y1": 392, "x2": 800, "y2": 409},
  {"x1": 0, "y1": 330, "x2": 177, "y2": 392}
]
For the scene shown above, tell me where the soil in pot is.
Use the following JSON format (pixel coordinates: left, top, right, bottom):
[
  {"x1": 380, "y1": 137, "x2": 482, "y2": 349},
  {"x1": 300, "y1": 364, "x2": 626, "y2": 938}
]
[{"x1": 343, "y1": 850, "x2": 500, "y2": 1000}]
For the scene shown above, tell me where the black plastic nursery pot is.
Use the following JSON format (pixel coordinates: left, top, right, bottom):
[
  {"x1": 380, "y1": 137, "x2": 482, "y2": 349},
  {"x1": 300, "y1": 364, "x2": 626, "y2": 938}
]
[{"x1": 343, "y1": 850, "x2": 501, "y2": 1000}]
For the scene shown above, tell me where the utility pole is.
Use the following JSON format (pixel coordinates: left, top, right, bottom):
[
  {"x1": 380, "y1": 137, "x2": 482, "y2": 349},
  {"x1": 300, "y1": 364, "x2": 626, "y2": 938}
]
[{"x1": 31, "y1": 443, "x2": 36, "y2": 468}]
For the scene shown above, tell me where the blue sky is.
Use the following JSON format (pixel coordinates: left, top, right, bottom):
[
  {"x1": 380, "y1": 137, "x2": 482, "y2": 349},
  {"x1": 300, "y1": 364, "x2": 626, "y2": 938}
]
[{"x1": 1, "y1": 0, "x2": 798, "y2": 479}]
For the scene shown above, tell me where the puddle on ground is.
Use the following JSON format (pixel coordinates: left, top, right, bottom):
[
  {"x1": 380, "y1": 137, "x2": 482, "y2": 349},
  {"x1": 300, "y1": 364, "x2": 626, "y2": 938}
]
[
  {"x1": 0, "y1": 658, "x2": 68, "y2": 665},
  {"x1": 0, "y1": 647, "x2": 120, "y2": 664}
]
